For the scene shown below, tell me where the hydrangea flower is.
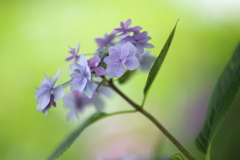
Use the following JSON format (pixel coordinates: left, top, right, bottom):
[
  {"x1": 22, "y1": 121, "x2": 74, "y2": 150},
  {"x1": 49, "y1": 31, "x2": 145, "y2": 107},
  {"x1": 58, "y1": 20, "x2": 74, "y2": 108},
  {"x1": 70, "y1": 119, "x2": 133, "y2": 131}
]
[
  {"x1": 136, "y1": 50, "x2": 156, "y2": 71},
  {"x1": 35, "y1": 69, "x2": 64, "y2": 114},
  {"x1": 124, "y1": 31, "x2": 154, "y2": 53},
  {"x1": 87, "y1": 55, "x2": 105, "y2": 76},
  {"x1": 104, "y1": 42, "x2": 140, "y2": 78},
  {"x1": 95, "y1": 34, "x2": 115, "y2": 51},
  {"x1": 64, "y1": 90, "x2": 90, "y2": 120},
  {"x1": 64, "y1": 86, "x2": 112, "y2": 120},
  {"x1": 70, "y1": 55, "x2": 94, "y2": 98},
  {"x1": 65, "y1": 43, "x2": 80, "y2": 62},
  {"x1": 112, "y1": 19, "x2": 142, "y2": 39}
]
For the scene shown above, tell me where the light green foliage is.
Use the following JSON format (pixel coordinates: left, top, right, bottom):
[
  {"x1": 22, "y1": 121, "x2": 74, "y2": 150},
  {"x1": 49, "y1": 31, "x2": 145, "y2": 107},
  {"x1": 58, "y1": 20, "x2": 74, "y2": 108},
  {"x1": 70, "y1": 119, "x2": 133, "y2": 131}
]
[
  {"x1": 143, "y1": 20, "x2": 178, "y2": 96},
  {"x1": 195, "y1": 43, "x2": 240, "y2": 154},
  {"x1": 47, "y1": 112, "x2": 106, "y2": 160},
  {"x1": 118, "y1": 70, "x2": 137, "y2": 84}
]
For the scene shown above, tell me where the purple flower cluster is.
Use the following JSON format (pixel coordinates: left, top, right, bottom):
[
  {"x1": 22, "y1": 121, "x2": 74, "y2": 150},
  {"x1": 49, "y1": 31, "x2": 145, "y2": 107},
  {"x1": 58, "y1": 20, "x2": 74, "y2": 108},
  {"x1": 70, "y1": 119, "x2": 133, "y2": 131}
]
[{"x1": 35, "y1": 19, "x2": 156, "y2": 119}]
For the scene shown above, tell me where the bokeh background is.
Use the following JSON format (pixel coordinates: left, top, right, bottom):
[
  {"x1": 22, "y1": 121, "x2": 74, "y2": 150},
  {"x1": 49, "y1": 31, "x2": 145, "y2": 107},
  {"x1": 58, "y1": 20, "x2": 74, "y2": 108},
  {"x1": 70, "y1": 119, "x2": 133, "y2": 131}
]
[{"x1": 0, "y1": 0, "x2": 240, "y2": 160}]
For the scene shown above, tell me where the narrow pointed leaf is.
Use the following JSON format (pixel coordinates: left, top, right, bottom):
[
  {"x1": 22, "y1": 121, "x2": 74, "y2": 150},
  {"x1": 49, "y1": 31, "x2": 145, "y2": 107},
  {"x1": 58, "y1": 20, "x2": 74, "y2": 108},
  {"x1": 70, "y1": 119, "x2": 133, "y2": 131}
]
[
  {"x1": 167, "y1": 153, "x2": 184, "y2": 160},
  {"x1": 47, "y1": 112, "x2": 106, "y2": 160},
  {"x1": 118, "y1": 70, "x2": 137, "y2": 84},
  {"x1": 143, "y1": 20, "x2": 179, "y2": 95},
  {"x1": 195, "y1": 43, "x2": 240, "y2": 154}
]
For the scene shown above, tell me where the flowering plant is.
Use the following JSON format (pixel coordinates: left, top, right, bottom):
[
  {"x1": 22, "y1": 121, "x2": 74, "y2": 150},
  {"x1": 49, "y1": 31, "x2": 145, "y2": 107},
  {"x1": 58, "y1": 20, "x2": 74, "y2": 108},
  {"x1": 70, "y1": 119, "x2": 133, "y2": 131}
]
[{"x1": 35, "y1": 19, "x2": 240, "y2": 160}]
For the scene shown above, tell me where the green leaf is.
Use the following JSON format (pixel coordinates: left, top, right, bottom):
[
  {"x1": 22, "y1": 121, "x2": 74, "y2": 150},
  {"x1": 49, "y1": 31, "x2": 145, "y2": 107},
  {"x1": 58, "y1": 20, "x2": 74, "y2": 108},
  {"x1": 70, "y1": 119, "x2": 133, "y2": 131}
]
[
  {"x1": 47, "y1": 112, "x2": 106, "y2": 160},
  {"x1": 167, "y1": 153, "x2": 184, "y2": 160},
  {"x1": 195, "y1": 43, "x2": 240, "y2": 154},
  {"x1": 143, "y1": 20, "x2": 179, "y2": 95},
  {"x1": 118, "y1": 70, "x2": 137, "y2": 84}
]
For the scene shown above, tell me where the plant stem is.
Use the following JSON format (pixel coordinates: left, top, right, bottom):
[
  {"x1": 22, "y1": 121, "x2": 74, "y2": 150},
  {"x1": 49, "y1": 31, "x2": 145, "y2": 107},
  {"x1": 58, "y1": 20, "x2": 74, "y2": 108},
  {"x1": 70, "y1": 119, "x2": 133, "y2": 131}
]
[{"x1": 108, "y1": 79, "x2": 195, "y2": 160}]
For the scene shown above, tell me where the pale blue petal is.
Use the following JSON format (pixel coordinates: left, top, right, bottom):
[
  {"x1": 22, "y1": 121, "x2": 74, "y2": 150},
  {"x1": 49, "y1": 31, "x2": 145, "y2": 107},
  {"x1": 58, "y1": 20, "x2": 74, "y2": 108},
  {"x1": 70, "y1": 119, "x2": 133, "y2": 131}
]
[
  {"x1": 84, "y1": 66, "x2": 91, "y2": 80},
  {"x1": 124, "y1": 19, "x2": 132, "y2": 28},
  {"x1": 83, "y1": 80, "x2": 94, "y2": 98},
  {"x1": 117, "y1": 31, "x2": 130, "y2": 39},
  {"x1": 70, "y1": 62, "x2": 79, "y2": 72},
  {"x1": 125, "y1": 42, "x2": 137, "y2": 56},
  {"x1": 53, "y1": 69, "x2": 61, "y2": 86},
  {"x1": 37, "y1": 92, "x2": 51, "y2": 110},
  {"x1": 79, "y1": 55, "x2": 88, "y2": 67},
  {"x1": 44, "y1": 74, "x2": 52, "y2": 86},
  {"x1": 120, "y1": 43, "x2": 129, "y2": 59},
  {"x1": 143, "y1": 43, "x2": 154, "y2": 48},
  {"x1": 108, "y1": 46, "x2": 121, "y2": 59},
  {"x1": 105, "y1": 65, "x2": 117, "y2": 78},
  {"x1": 94, "y1": 67, "x2": 105, "y2": 76},
  {"x1": 124, "y1": 56, "x2": 140, "y2": 70},
  {"x1": 115, "y1": 64, "x2": 126, "y2": 77},
  {"x1": 53, "y1": 85, "x2": 64, "y2": 101},
  {"x1": 35, "y1": 84, "x2": 51, "y2": 97},
  {"x1": 104, "y1": 56, "x2": 119, "y2": 66},
  {"x1": 67, "y1": 111, "x2": 77, "y2": 120},
  {"x1": 135, "y1": 43, "x2": 144, "y2": 53},
  {"x1": 114, "y1": 40, "x2": 127, "y2": 48}
]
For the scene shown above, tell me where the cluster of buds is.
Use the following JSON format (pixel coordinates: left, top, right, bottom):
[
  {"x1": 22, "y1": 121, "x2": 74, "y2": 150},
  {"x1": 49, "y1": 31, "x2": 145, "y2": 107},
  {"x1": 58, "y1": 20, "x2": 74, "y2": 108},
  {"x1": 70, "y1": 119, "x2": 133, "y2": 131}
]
[{"x1": 35, "y1": 19, "x2": 156, "y2": 119}]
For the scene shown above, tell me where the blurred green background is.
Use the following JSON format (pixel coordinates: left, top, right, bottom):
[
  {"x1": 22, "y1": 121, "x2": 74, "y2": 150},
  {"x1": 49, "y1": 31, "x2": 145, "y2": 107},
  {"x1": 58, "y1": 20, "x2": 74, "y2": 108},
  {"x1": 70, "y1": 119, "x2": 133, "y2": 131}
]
[{"x1": 0, "y1": 0, "x2": 240, "y2": 159}]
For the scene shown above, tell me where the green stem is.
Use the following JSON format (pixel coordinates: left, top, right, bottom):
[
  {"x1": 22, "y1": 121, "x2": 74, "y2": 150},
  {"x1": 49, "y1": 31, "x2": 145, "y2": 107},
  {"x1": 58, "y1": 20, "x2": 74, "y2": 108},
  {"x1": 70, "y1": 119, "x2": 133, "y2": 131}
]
[{"x1": 108, "y1": 80, "x2": 195, "y2": 160}]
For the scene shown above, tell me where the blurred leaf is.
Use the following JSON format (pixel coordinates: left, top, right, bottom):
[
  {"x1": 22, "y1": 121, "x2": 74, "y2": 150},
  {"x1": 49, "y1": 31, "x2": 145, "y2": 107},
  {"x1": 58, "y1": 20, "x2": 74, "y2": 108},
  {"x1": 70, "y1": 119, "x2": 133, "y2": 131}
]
[
  {"x1": 195, "y1": 43, "x2": 240, "y2": 154},
  {"x1": 143, "y1": 20, "x2": 179, "y2": 95},
  {"x1": 167, "y1": 153, "x2": 184, "y2": 160},
  {"x1": 47, "y1": 112, "x2": 106, "y2": 160},
  {"x1": 118, "y1": 70, "x2": 137, "y2": 84}
]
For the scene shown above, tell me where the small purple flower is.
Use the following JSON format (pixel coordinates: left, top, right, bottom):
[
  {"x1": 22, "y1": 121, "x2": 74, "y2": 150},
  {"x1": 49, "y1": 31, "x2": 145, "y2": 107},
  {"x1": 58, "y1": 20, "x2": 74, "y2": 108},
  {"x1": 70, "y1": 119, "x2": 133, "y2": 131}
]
[
  {"x1": 35, "y1": 69, "x2": 64, "y2": 114},
  {"x1": 124, "y1": 31, "x2": 154, "y2": 54},
  {"x1": 70, "y1": 55, "x2": 94, "y2": 98},
  {"x1": 87, "y1": 55, "x2": 105, "y2": 76},
  {"x1": 64, "y1": 90, "x2": 90, "y2": 120},
  {"x1": 64, "y1": 85, "x2": 112, "y2": 120},
  {"x1": 104, "y1": 42, "x2": 140, "y2": 78},
  {"x1": 65, "y1": 43, "x2": 80, "y2": 62},
  {"x1": 95, "y1": 34, "x2": 115, "y2": 51},
  {"x1": 136, "y1": 50, "x2": 156, "y2": 71},
  {"x1": 112, "y1": 19, "x2": 142, "y2": 39}
]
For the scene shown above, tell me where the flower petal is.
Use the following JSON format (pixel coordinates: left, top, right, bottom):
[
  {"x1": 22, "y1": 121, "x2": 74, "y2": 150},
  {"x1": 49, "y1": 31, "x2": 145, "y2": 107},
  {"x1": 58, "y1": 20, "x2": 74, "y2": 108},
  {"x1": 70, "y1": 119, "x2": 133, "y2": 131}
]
[
  {"x1": 83, "y1": 80, "x2": 94, "y2": 98},
  {"x1": 125, "y1": 42, "x2": 137, "y2": 56},
  {"x1": 88, "y1": 55, "x2": 100, "y2": 67},
  {"x1": 104, "y1": 56, "x2": 119, "y2": 66},
  {"x1": 35, "y1": 84, "x2": 51, "y2": 97},
  {"x1": 108, "y1": 46, "x2": 121, "y2": 59},
  {"x1": 53, "y1": 85, "x2": 64, "y2": 101},
  {"x1": 124, "y1": 19, "x2": 132, "y2": 28},
  {"x1": 117, "y1": 31, "x2": 130, "y2": 39},
  {"x1": 71, "y1": 76, "x2": 87, "y2": 92},
  {"x1": 129, "y1": 26, "x2": 142, "y2": 32},
  {"x1": 37, "y1": 92, "x2": 51, "y2": 110},
  {"x1": 143, "y1": 43, "x2": 154, "y2": 48},
  {"x1": 53, "y1": 69, "x2": 61, "y2": 86},
  {"x1": 44, "y1": 74, "x2": 52, "y2": 87},
  {"x1": 79, "y1": 55, "x2": 88, "y2": 68},
  {"x1": 105, "y1": 65, "x2": 117, "y2": 78},
  {"x1": 135, "y1": 43, "x2": 144, "y2": 54},
  {"x1": 94, "y1": 67, "x2": 105, "y2": 76},
  {"x1": 124, "y1": 56, "x2": 140, "y2": 70},
  {"x1": 120, "y1": 43, "x2": 130, "y2": 60},
  {"x1": 115, "y1": 64, "x2": 126, "y2": 77},
  {"x1": 65, "y1": 56, "x2": 74, "y2": 61}
]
